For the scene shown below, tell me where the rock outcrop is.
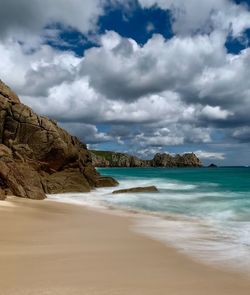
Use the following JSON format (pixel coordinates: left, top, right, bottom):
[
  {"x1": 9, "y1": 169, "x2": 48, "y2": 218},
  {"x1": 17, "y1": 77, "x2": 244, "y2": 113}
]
[
  {"x1": 112, "y1": 186, "x2": 158, "y2": 194},
  {"x1": 208, "y1": 163, "x2": 218, "y2": 168},
  {"x1": 151, "y1": 153, "x2": 202, "y2": 167},
  {"x1": 91, "y1": 150, "x2": 202, "y2": 168},
  {"x1": 91, "y1": 151, "x2": 148, "y2": 167},
  {"x1": 0, "y1": 188, "x2": 6, "y2": 200},
  {"x1": 0, "y1": 80, "x2": 118, "y2": 200}
]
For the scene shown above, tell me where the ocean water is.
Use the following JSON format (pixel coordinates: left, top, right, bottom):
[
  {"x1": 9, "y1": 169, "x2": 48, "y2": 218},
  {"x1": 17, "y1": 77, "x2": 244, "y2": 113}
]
[{"x1": 48, "y1": 167, "x2": 250, "y2": 274}]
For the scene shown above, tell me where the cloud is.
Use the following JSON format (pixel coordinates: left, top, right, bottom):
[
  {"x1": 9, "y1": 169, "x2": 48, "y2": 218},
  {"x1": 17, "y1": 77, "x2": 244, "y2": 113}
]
[
  {"x1": 81, "y1": 31, "x2": 227, "y2": 101},
  {"x1": 59, "y1": 122, "x2": 112, "y2": 144},
  {"x1": 194, "y1": 150, "x2": 225, "y2": 160},
  {"x1": 1, "y1": 29, "x2": 250, "y2": 158},
  {"x1": 129, "y1": 124, "x2": 212, "y2": 150},
  {"x1": 146, "y1": 22, "x2": 155, "y2": 33},
  {"x1": 1, "y1": 1, "x2": 250, "y2": 165},
  {"x1": 79, "y1": 30, "x2": 250, "y2": 130},
  {"x1": 136, "y1": 147, "x2": 165, "y2": 159},
  {"x1": 0, "y1": 0, "x2": 105, "y2": 46},
  {"x1": 199, "y1": 105, "x2": 233, "y2": 120},
  {"x1": 0, "y1": 41, "x2": 83, "y2": 101},
  {"x1": 138, "y1": 0, "x2": 250, "y2": 37},
  {"x1": 232, "y1": 127, "x2": 250, "y2": 142}
]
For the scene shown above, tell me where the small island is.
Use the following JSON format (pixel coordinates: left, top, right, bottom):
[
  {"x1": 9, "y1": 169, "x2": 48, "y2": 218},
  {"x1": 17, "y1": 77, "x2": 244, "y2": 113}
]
[{"x1": 208, "y1": 163, "x2": 218, "y2": 168}]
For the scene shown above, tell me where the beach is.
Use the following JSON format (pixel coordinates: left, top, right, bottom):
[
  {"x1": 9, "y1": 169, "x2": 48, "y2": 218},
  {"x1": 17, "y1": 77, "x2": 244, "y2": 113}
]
[{"x1": 0, "y1": 196, "x2": 250, "y2": 295}]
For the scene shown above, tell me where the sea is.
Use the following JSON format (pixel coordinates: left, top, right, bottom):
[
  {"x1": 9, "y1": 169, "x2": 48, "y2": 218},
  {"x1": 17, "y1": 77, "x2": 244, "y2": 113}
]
[{"x1": 48, "y1": 167, "x2": 250, "y2": 274}]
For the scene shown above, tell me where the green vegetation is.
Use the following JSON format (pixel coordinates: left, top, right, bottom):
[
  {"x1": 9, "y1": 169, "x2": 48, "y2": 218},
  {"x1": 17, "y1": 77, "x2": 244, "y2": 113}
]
[
  {"x1": 90, "y1": 150, "x2": 114, "y2": 162},
  {"x1": 90, "y1": 150, "x2": 130, "y2": 162}
]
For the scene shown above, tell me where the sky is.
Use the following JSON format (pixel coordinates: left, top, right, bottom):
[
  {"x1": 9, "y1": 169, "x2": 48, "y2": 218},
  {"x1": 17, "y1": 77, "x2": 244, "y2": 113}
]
[{"x1": 0, "y1": 0, "x2": 250, "y2": 165}]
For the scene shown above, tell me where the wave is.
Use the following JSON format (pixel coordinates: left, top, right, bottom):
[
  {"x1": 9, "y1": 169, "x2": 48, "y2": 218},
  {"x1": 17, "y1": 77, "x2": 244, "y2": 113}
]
[
  {"x1": 47, "y1": 174, "x2": 250, "y2": 275},
  {"x1": 110, "y1": 177, "x2": 200, "y2": 190},
  {"x1": 134, "y1": 216, "x2": 250, "y2": 274}
]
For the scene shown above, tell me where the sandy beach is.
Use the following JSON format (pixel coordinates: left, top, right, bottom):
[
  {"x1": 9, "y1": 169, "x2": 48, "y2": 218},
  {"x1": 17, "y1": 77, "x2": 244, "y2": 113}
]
[{"x1": 0, "y1": 197, "x2": 250, "y2": 295}]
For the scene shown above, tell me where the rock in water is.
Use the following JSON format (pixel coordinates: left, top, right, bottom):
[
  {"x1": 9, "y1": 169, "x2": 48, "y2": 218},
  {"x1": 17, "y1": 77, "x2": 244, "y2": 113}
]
[
  {"x1": 0, "y1": 80, "x2": 118, "y2": 199},
  {"x1": 208, "y1": 163, "x2": 218, "y2": 168},
  {"x1": 112, "y1": 186, "x2": 158, "y2": 194}
]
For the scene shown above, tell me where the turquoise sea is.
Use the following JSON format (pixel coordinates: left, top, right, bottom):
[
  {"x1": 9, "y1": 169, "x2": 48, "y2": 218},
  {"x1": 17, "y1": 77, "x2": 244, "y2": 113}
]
[{"x1": 49, "y1": 167, "x2": 250, "y2": 273}]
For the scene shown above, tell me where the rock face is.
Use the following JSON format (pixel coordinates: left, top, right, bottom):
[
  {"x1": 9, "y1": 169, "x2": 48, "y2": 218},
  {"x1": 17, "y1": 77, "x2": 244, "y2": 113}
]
[
  {"x1": 0, "y1": 80, "x2": 118, "y2": 199},
  {"x1": 91, "y1": 151, "x2": 148, "y2": 167},
  {"x1": 91, "y1": 150, "x2": 202, "y2": 168},
  {"x1": 112, "y1": 186, "x2": 158, "y2": 194},
  {"x1": 151, "y1": 153, "x2": 202, "y2": 167},
  {"x1": 0, "y1": 188, "x2": 6, "y2": 200}
]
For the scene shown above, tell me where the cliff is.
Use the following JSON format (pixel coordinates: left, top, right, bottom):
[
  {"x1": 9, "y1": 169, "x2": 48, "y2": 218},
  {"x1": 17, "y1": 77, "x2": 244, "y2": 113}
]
[
  {"x1": 91, "y1": 150, "x2": 202, "y2": 168},
  {"x1": 0, "y1": 80, "x2": 117, "y2": 200},
  {"x1": 91, "y1": 150, "x2": 150, "y2": 167}
]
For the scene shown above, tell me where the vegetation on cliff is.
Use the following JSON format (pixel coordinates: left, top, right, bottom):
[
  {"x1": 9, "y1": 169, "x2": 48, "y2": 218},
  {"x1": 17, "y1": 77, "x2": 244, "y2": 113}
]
[{"x1": 91, "y1": 150, "x2": 202, "y2": 168}]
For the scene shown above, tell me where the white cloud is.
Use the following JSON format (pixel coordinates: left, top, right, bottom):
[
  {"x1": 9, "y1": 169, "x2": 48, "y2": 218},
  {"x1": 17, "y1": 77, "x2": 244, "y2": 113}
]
[
  {"x1": 0, "y1": 0, "x2": 104, "y2": 45},
  {"x1": 1, "y1": 29, "x2": 250, "y2": 155},
  {"x1": 146, "y1": 22, "x2": 155, "y2": 33},
  {"x1": 135, "y1": 131, "x2": 184, "y2": 146},
  {"x1": 200, "y1": 105, "x2": 233, "y2": 120},
  {"x1": 1, "y1": 0, "x2": 250, "y2": 164},
  {"x1": 232, "y1": 126, "x2": 250, "y2": 142},
  {"x1": 131, "y1": 125, "x2": 212, "y2": 149},
  {"x1": 79, "y1": 30, "x2": 250, "y2": 128},
  {"x1": 81, "y1": 31, "x2": 227, "y2": 101},
  {"x1": 59, "y1": 122, "x2": 112, "y2": 144},
  {"x1": 0, "y1": 41, "x2": 80, "y2": 96},
  {"x1": 194, "y1": 150, "x2": 225, "y2": 160},
  {"x1": 138, "y1": 0, "x2": 250, "y2": 37}
]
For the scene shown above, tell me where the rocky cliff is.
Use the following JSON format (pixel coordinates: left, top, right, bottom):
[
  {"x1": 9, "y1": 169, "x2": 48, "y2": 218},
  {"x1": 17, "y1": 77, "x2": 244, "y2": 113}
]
[
  {"x1": 0, "y1": 80, "x2": 117, "y2": 200},
  {"x1": 91, "y1": 151, "x2": 150, "y2": 167},
  {"x1": 91, "y1": 150, "x2": 202, "y2": 168}
]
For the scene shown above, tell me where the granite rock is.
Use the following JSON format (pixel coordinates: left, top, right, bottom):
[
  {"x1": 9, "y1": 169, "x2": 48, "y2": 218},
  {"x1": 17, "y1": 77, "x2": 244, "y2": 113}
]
[
  {"x1": 91, "y1": 150, "x2": 202, "y2": 168},
  {"x1": 0, "y1": 80, "x2": 118, "y2": 199},
  {"x1": 112, "y1": 186, "x2": 158, "y2": 194}
]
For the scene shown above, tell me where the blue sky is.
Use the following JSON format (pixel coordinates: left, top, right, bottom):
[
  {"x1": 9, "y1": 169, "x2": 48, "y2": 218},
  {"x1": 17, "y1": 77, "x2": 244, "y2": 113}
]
[
  {"x1": 0, "y1": 0, "x2": 250, "y2": 165},
  {"x1": 46, "y1": 3, "x2": 173, "y2": 55},
  {"x1": 47, "y1": 1, "x2": 250, "y2": 56}
]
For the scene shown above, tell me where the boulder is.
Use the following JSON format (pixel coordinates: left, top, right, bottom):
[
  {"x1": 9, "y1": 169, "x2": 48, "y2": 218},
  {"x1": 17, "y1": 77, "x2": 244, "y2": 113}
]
[
  {"x1": 95, "y1": 177, "x2": 119, "y2": 188},
  {"x1": 0, "y1": 188, "x2": 6, "y2": 200},
  {"x1": 112, "y1": 186, "x2": 158, "y2": 194},
  {"x1": 44, "y1": 170, "x2": 91, "y2": 194},
  {"x1": 0, "y1": 80, "x2": 118, "y2": 199},
  {"x1": 0, "y1": 154, "x2": 45, "y2": 200}
]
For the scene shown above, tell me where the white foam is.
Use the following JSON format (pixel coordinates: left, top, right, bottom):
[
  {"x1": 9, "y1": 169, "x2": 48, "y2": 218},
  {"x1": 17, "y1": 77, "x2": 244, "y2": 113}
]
[
  {"x1": 47, "y1": 177, "x2": 250, "y2": 276},
  {"x1": 117, "y1": 177, "x2": 199, "y2": 191},
  {"x1": 47, "y1": 192, "x2": 106, "y2": 209},
  {"x1": 134, "y1": 215, "x2": 250, "y2": 275},
  {"x1": 0, "y1": 201, "x2": 16, "y2": 208}
]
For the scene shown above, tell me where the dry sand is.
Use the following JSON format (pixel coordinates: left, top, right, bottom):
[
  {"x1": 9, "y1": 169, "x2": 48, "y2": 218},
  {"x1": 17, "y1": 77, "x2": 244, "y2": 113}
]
[{"x1": 0, "y1": 197, "x2": 250, "y2": 295}]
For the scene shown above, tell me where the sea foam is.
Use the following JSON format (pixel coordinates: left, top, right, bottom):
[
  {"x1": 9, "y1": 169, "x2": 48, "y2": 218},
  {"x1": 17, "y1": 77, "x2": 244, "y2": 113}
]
[{"x1": 48, "y1": 167, "x2": 250, "y2": 275}]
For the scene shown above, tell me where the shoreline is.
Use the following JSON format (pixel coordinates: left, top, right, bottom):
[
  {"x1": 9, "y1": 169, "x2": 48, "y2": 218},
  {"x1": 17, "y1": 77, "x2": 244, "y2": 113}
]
[
  {"x1": 1, "y1": 196, "x2": 250, "y2": 295},
  {"x1": 47, "y1": 190, "x2": 250, "y2": 276}
]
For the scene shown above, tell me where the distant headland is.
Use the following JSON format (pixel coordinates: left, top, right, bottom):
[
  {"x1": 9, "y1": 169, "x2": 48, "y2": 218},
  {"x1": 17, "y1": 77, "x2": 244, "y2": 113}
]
[{"x1": 91, "y1": 150, "x2": 202, "y2": 168}]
